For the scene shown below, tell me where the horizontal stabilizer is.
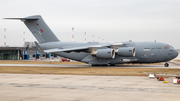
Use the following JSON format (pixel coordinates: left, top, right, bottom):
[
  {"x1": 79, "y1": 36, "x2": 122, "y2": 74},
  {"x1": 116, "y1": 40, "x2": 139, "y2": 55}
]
[{"x1": 4, "y1": 17, "x2": 39, "y2": 20}]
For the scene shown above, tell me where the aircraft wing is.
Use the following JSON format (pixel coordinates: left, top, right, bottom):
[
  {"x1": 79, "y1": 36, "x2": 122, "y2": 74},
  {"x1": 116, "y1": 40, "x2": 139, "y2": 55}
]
[
  {"x1": 43, "y1": 42, "x2": 124, "y2": 53},
  {"x1": 44, "y1": 46, "x2": 89, "y2": 53}
]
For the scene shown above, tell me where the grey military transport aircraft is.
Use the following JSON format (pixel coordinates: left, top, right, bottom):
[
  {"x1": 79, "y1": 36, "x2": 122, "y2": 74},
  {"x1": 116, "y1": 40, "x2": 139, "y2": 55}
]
[{"x1": 5, "y1": 15, "x2": 178, "y2": 67}]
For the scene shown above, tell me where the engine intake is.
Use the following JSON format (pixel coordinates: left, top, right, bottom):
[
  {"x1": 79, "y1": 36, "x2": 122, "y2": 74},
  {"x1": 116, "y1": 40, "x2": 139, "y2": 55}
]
[
  {"x1": 116, "y1": 47, "x2": 135, "y2": 57},
  {"x1": 91, "y1": 49, "x2": 115, "y2": 59}
]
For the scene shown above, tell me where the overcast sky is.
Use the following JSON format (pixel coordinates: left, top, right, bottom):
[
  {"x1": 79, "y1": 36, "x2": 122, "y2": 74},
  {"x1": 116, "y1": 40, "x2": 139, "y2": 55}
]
[{"x1": 0, "y1": 0, "x2": 180, "y2": 48}]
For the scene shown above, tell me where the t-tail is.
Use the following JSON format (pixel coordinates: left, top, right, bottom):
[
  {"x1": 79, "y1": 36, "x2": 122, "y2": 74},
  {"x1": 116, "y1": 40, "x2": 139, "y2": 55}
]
[{"x1": 4, "y1": 15, "x2": 59, "y2": 43}]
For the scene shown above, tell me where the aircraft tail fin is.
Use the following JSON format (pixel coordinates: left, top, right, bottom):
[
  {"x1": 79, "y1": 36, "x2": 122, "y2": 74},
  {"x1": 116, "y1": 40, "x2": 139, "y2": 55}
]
[
  {"x1": 35, "y1": 41, "x2": 44, "y2": 53},
  {"x1": 4, "y1": 15, "x2": 59, "y2": 43}
]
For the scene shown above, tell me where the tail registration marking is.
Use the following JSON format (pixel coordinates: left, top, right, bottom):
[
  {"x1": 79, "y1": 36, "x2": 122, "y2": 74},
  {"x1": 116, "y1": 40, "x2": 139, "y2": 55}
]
[{"x1": 38, "y1": 31, "x2": 42, "y2": 35}]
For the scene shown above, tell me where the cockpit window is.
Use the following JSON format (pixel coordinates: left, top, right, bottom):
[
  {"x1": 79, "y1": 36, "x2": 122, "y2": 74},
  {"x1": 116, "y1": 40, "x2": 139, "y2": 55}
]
[
  {"x1": 164, "y1": 46, "x2": 170, "y2": 49},
  {"x1": 170, "y1": 46, "x2": 174, "y2": 49}
]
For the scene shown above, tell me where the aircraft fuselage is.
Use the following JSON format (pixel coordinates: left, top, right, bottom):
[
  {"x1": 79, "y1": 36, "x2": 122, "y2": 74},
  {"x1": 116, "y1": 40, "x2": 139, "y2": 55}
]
[{"x1": 39, "y1": 41, "x2": 178, "y2": 65}]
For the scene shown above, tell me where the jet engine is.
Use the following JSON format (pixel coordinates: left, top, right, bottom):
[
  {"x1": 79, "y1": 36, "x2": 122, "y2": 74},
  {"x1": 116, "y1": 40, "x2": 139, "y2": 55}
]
[
  {"x1": 91, "y1": 49, "x2": 115, "y2": 59},
  {"x1": 116, "y1": 47, "x2": 135, "y2": 57}
]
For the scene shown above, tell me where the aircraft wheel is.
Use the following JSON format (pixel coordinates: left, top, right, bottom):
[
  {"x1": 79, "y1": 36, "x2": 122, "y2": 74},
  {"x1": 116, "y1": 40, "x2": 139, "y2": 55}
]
[{"x1": 164, "y1": 63, "x2": 169, "y2": 67}]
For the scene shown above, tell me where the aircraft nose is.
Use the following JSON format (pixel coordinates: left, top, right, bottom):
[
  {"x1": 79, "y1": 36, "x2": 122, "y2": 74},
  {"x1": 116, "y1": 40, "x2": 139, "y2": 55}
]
[{"x1": 174, "y1": 49, "x2": 179, "y2": 58}]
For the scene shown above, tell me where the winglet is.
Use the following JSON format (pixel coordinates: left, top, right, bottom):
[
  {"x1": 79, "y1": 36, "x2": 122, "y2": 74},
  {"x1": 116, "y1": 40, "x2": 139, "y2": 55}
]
[{"x1": 35, "y1": 41, "x2": 44, "y2": 53}]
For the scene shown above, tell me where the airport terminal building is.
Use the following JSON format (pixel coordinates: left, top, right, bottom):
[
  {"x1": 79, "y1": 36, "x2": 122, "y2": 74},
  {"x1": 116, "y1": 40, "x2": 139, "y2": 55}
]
[
  {"x1": 0, "y1": 42, "x2": 51, "y2": 60},
  {"x1": 0, "y1": 47, "x2": 38, "y2": 60}
]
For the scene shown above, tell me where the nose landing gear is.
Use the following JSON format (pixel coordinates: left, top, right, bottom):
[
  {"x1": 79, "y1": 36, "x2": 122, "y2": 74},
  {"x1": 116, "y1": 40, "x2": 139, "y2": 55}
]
[{"x1": 164, "y1": 63, "x2": 169, "y2": 67}]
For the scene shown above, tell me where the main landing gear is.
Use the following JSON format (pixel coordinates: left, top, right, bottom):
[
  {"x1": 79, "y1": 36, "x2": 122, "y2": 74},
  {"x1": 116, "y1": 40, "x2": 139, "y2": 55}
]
[
  {"x1": 110, "y1": 64, "x2": 115, "y2": 66},
  {"x1": 91, "y1": 64, "x2": 108, "y2": 66},
  {"x1": 91, "y1": 64, "x2": 115, "y2": 66},
  {"x1": 164, "y1": 63, "x2": 169, "y2": 67}
]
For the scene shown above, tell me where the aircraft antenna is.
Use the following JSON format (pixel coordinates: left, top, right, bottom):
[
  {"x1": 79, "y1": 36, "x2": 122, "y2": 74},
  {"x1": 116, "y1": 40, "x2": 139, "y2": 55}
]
[
  {"x1": 85, "y1": 32, "x2": 86, "y2": 43},
  {"x1": 72, "y1": 27, "x2": 74, "y2": 42},
  {"x1": 4, "y1": 28, "x2": 6, "y2": 47},
  {"x1": 23, "y1": 31, "x2": 25, "y2": 47}
]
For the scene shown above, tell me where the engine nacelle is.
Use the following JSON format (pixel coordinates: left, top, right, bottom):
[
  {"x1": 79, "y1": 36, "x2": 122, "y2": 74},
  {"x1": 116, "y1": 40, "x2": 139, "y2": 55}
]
[
  {"x1": 91, "y1": 49, "x2": 115, "y2": 59},
  {"x1": 116, "y1": 47, "x2": 135, "y2": 57}
]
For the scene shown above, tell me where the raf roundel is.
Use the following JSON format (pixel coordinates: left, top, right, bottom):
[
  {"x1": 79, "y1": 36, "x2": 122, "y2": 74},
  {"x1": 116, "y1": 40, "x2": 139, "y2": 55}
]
[{"x1": 40, "y1": 29, "x2": 44, "y2": 32}]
